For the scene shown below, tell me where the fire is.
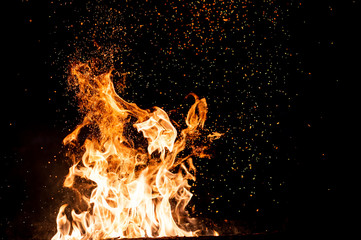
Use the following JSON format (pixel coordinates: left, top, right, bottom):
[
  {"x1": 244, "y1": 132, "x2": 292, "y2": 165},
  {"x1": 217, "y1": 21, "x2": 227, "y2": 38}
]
[{"x1": 52, "y1": 62, "x2": 215, "y2": 239}]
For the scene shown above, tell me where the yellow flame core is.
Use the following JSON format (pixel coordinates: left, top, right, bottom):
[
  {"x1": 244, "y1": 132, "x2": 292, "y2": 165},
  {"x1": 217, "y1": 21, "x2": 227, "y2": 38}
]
[{"x1": 52, "y1": 62, "x2": 210, "y2": 239}]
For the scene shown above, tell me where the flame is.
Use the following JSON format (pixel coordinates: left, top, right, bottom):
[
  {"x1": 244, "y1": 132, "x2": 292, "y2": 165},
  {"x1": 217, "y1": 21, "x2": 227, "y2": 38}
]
[{"x1": 52, "y1": 62, "x2": 213, "y2": 239}]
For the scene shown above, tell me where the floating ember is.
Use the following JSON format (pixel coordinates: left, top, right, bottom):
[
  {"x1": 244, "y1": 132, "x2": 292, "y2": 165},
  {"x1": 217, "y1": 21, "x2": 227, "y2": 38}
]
[{"x1": 52, "y1": 62, "x2": 219, "y2": 239}]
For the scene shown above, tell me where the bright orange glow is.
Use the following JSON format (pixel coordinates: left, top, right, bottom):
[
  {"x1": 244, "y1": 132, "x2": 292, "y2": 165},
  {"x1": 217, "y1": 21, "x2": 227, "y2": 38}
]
[{"x1": 52, "y1": 62, "x2": 216, "y2": 239}]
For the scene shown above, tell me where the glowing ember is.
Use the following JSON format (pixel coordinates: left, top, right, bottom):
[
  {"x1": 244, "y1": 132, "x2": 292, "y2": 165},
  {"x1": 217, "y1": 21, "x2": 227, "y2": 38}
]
[{"x1": 52, "y1": 62, "x2": 218, "y2": 239}]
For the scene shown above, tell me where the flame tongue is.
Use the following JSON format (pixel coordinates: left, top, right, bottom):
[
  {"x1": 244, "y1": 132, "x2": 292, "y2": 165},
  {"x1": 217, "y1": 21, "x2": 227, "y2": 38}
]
[
  {"x1": 135, "y1": 107, "x2": 177, "y2": 158},
  {"x1": 52, "y1": 62, "x2": 209, "y2": 239}
]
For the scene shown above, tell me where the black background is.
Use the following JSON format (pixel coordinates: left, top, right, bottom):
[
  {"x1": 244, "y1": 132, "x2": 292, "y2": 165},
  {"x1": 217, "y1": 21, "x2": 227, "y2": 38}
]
[{"x1": 1, "y1": 0, "x2": 356, "y2": 239}]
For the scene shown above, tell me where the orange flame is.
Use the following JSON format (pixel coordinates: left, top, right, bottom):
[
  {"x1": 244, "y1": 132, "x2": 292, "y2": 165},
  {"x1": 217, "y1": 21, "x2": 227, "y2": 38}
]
[{"x1": 52, "y1": 62, "x2": 213, "y2": 239}]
